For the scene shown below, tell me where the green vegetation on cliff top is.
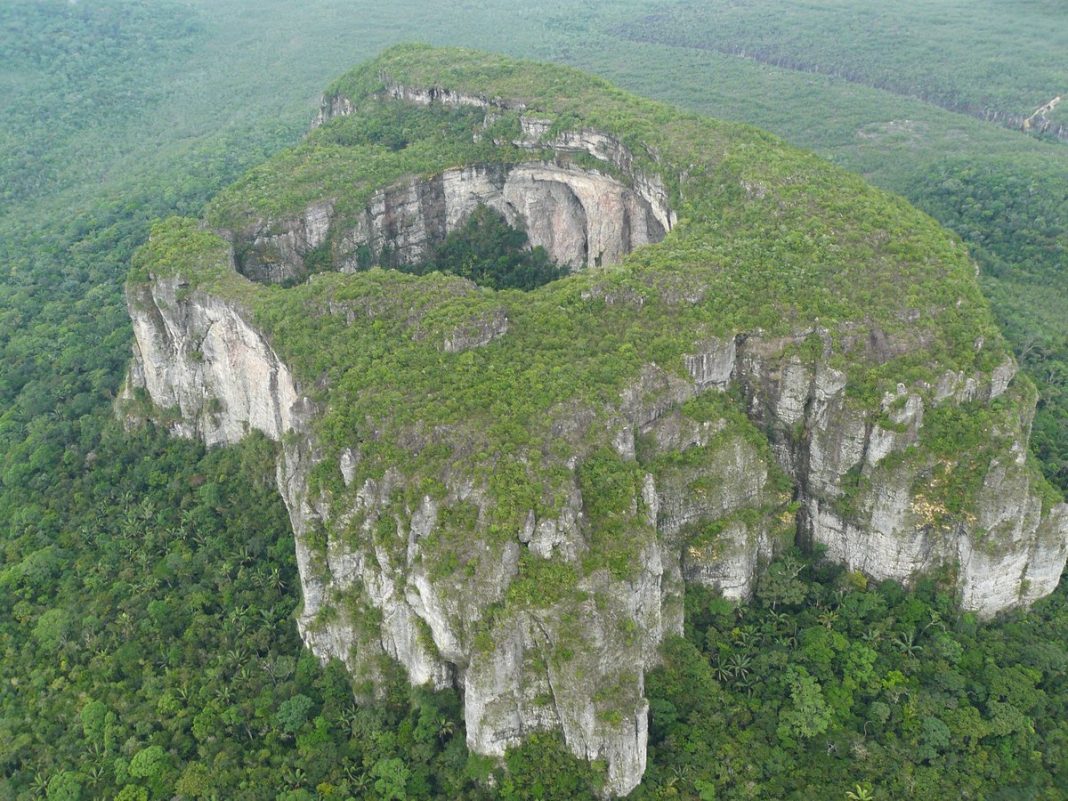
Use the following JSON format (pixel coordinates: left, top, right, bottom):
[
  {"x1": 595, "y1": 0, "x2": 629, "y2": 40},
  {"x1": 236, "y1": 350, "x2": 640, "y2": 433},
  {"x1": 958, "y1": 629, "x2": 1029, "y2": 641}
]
[
  {"x1": 2, "y1": 7, "x2": 1066, "y2": 800},
  {"x1": 145, "y1": 45, "x2": 1006, "y2": 374},
  {"x1": 130, "y1": 46, "x2": 1057, "y2": 555}
]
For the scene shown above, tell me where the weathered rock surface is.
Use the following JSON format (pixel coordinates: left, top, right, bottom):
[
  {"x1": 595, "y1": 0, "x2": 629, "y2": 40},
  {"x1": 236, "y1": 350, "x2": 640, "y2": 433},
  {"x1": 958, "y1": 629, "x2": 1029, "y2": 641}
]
[
  {"x1": 731, "y1": 331, "x2": 1068, "y2": 618},
  {"x1": 230, "y1": 162, "x2": 669, "y2": 286},
  {"x1": 124, "y1": 279, "x2": 784, "y2": 795},
  {"x1": 122, "y1": 47, "x2": 1068, "y2": 797},
  {"x1": 331, "y1": 162, "x2": 667, "y2": 274},
  {"x1": 232, "y1": 83, "x2": 676, "y2": 287},
  {"x1": 121, "y1": 275, "x2": 306, "y2": 446},
  {"x1": 124, "y1": 277, "x2": 1068, "y2": 792}
]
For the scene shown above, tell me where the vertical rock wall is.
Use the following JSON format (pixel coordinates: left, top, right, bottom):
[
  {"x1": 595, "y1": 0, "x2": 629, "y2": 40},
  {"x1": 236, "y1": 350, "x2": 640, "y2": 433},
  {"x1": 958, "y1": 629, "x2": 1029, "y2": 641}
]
[{"x1": 123, "y1": 273, "x2": 1068, "y2": 796}]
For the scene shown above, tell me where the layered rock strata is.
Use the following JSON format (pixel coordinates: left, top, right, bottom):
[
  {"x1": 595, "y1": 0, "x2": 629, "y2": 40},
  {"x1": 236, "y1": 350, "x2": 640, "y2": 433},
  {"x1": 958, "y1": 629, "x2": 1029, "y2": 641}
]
[{"x1": 230, "y1": 81, "x2": 676, "y2": 287}]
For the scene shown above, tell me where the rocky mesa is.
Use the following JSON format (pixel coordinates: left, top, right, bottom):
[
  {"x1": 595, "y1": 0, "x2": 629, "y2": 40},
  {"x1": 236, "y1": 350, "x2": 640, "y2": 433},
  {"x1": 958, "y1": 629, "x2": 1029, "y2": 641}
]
[{"x1": 119, "y1": 45, "x2": 1067, "y2": 796}]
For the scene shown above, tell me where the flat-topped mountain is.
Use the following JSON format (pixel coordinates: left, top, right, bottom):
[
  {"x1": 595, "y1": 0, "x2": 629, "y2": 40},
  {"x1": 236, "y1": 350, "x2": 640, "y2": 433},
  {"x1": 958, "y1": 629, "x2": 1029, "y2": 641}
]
[{"x1": 120, "y1": 44, "x2": 1067, "y2": 795}]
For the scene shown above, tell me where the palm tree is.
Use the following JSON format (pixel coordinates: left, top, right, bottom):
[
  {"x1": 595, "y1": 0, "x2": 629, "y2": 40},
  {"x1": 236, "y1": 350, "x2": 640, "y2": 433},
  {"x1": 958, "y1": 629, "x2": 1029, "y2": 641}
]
[
  {"x1": 892, "y1": 631, "x2": 923, "y2": 658},
  {"x1": 437, "y1": 717, "x2": 456, "y2": 742},
  {"x1": 922, "y1": 610, "x2": 947, "y2": 634},
  {"x1": 768, "y1": 610, "x2": 791, "y2": 635},
  {"x1": 30, "y1": 773, "x2": 49, "y2": 798},
  {"x1": 735, "y1": 673, "x2": 758, "y2": 698},
  {"x1": 269, "y1": 567, "x2": 287, "y2": 591},
  {"x1": 712, "y1": 656, "x2": 732, "y2": 684},
  {"x1": 348, "y1": 770, "x2": 372, "y2": 795},
  {"x1": 861, "y1": 627, "x2": 883, "y2": 646},
  {"x1": 84, "y1": 765, "x2": 107, "y2": 789},
  {"x1": 727, "y1": 652, "x2": 752, "y2": 681},
  {"x1": 818, "y1": 610, "x2": 839, "y2": 629},
  {"x1": 732, "y1": 625, "x2": 759, "y2": 649},
  {"x1": 775, "y1": 631, "x2": 799, "y2": 648},
  {"x1": 845, "y1": 783, "x2": 874, "y2": 800}
]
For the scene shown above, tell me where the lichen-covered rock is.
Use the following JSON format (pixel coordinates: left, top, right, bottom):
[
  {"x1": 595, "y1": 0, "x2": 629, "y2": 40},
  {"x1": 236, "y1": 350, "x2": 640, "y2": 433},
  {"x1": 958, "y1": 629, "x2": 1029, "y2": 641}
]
[{"x1": 121, "y1": 46, "x2": 1067, "y2": 796}]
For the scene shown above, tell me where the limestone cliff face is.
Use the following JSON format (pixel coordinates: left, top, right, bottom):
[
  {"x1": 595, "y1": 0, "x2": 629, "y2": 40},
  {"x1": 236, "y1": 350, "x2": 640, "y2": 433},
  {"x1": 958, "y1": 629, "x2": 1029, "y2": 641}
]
[
  {"x1": 123, "y1": 47, "x2": 1068, "y2": 798},
  {"x1": 123, "y1": 277, "x2": 1068, "y2": 793},
  {"x1": 232, "y1": 87, "x2": 675, "y2": 286},
  {"x1": 124, "y1": 276, "x2": 786, "y2": 795},
  {"x1": 731, "y1": 331, "x2": 1068, "y2": 617},
  {"x1": 231, "y1": 162, "x2": 668, "y2": 286},
  {"x1": 121, "y1": 276, "x2": 309, "y2": 446},
  {"x1": 330, "y1": 162, "x2": 666, "y2": 273}
]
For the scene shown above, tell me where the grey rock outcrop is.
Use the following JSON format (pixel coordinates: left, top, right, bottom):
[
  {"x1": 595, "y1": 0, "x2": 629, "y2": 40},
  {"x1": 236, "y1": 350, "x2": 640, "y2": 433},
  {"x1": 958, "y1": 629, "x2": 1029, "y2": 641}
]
[
  {"x1": 732, "y1": 330, "x2": 1068, "y2": 617},
  {"x1": 121, "y1": 275, "x2": 306, "y2": 446},
  {"x1": 122, "y1": 56, "x2": 1068, "y2": 798},
  {"x1": 229, "y1": 161, "x2": 670, "y2": 286},
  {"x1": 123, "y1": 276, "x2": 785, "y2": 794},
  {"x1": 125, "y1": 256, "x2": 1068, "y2": 799},
  {"x1": 126, "y1": 274, "x2": 1068, "y2": 792},
  {"x1": 233, "y1": 201, "x2": 334, "y2": 285},
  {"x1": 332, "y1": 162, "x2": 668, "y2": 274},
  {"x1": 237, "y1": 85, "x2": 678, "y2": 288}
]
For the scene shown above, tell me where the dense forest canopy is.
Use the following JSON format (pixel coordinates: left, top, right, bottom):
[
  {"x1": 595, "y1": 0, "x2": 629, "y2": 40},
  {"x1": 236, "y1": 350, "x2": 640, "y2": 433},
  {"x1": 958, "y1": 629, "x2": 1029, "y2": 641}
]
[
  {"x1": 617, "y1": 0, "x2": 1068, "y2": 132},
  {"x1": 1, "y1": 1, "x2": 1065, "y2": 800},
  {"x1": 362, "y1": 203, "x2": 567, "y2": 291}
]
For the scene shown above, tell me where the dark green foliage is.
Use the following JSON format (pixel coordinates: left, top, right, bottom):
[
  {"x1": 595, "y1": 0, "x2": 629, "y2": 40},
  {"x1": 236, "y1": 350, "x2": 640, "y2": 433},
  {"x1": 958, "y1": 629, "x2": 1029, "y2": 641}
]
[
  {"x1": 908, "y1": 157, "x2": 1068, "y2": 492},
  {"x1": 631, "y1": 553, "x2": 1068, "y2": 800},
  {"x1": 1, "y1": 3, "x2": 1066, "y2": 801},
  {"x1": 0, "y1": 425, "x2": 528, "y2": 800},
  {"x1": 402, "y1": 205, "x2": 567, "y2": 291},
  {"x1": 500, "y1": 734, "x2": 601, "y2": 800}
]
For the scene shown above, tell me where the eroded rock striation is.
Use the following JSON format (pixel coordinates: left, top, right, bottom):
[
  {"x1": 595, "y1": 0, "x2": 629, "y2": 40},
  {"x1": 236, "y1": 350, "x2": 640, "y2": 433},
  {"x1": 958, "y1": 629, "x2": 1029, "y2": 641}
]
[{"x1": 121, "y1": 45, "x2": 1067, "y2": 796}]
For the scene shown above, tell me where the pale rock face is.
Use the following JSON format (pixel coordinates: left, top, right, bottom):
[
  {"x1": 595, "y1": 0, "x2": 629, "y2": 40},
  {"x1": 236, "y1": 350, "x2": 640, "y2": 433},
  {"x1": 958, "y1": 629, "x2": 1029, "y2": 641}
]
[
  {"x1": 238, "y1": 162, "x2": 670, "y2": 286},
  {"x1": 331, "y1": 162, "x2": 669, "y2": 276},
  {"x1": 255, "y1": 88, "x2": 678, "y2": 287},
  {"x1": 683, "y1": 519, "x2": 777, "y2": 601},
  {"x1": 460, "y1": 557, "x2": 662, "y2": 796},
  {"x1": 124, "y1": 94, "x2": 1068, "y2": 797},
  {"x1": 124, "y1": 281, "x2": 775, "y2": 794},
  {"x1": 443, "y1": 308, "x2": 509, "y2": 353},
  {"x1": 733, "y1": 330, "x2": 1067, "y2": 608},
  {"x1": 957, "y1": 459, "x2": 1068, "y2": 615},
  {"x1": 990, "y1": 357, "x2": 1018, "y2": 399},
  {"x1": 519, "y1": 125, "x2": 677, "y2": 234},
  {"x1": 339, "y1": 449, "x2": 359, "y2": 486},
  {"x1": 315, "y1": 87, "x2": 676, "y2": 236},
  {"x1": 381, "y1": 81, "x2": 520, "y2": 112},
  {"x1": 685, "y1": 338, "x2": 737, "y2": 390},
  {"x1": 234, "y1": 201, "x2": 334, "y2": 285},
  {"x1": 122, "y1": 277, "x2": 301, "y2": 446},
  {"x1": 933, "y1": 355, "x2": 1017, "y2": 405},
  {"x1": 866, "y1": 387, "x2": 924, "y2": 468},
  {"x1": 654, "y1": 438, "x2": 769, "y2": 539},
  {"x1": 311, "y1": 94, "x2": 355, "y2": 128},
  {"x1": 124, "y1": 265, "x2": 1068, "y2": 797}
]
